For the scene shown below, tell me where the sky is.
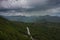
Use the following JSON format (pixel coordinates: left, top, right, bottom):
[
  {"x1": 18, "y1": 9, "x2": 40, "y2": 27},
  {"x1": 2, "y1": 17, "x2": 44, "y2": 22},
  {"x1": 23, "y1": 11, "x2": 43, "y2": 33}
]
[{"x1": 0, "y1": 0, "x2": 60, "y2": 16}]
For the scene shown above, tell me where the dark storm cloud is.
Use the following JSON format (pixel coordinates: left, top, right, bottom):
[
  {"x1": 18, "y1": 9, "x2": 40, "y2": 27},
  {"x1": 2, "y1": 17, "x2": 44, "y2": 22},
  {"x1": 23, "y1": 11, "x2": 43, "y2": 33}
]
[{"x1": 0, "y1": 0, "x2": 60, "y2": 16}]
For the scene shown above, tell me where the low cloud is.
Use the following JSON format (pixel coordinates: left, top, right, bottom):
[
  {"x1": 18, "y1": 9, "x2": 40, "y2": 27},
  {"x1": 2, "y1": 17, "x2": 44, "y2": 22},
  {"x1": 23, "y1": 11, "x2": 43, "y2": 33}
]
[{"x1": 0, "y1": 7, "x2": 60, "y2": 16}]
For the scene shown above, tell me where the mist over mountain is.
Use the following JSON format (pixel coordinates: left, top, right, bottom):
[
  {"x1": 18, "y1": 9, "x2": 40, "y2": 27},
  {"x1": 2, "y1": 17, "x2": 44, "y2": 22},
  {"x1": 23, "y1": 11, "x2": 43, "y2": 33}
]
[
  {"x1": 4, "y1": 15, "x2": 60, "y2": 23},
  {"x1": 0, "y1": 0, "x2": 60, "y2": 40}
]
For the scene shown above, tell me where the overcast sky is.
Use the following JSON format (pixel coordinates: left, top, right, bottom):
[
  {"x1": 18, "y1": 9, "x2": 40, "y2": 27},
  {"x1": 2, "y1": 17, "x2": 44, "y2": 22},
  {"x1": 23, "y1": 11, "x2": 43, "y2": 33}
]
[{"x1": 0, "y1": 0, "x2": 60, "y2": 16}]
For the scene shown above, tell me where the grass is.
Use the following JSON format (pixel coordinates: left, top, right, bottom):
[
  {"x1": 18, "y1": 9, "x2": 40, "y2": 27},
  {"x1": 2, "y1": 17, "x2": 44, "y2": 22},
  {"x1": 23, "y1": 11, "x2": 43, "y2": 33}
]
[
  {"x1": 0, "y1": 16, "x2": 60, "y2": 40},
  {"x1": 0, "y1": 16, "x2": 30, "y2": 40}
]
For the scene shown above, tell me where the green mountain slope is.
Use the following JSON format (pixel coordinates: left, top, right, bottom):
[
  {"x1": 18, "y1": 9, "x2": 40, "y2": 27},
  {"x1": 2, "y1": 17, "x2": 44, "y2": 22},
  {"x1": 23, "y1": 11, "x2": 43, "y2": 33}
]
[
  {"x1": 0, "y1": 16, "x2": 30, "y2": 40},
  {"x1": 0, "y1": 16, "x2": 60, "y2": 40},
  {"x1": 13, "y1": 21, "x2": 60, "y2": 40}
]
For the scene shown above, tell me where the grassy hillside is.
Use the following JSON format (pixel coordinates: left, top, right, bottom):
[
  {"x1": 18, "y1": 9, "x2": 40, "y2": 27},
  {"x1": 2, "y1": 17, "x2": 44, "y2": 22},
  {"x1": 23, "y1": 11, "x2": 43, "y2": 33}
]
[
  {"x1": 0, "y1": 16, "x2": 60, "y2": 40},
  {"x1": 13, "y1": 21, "x2": 60, "y2": 40},
  {"x1": 0, "y1": 16, "x2": 30, "y2": 40}
]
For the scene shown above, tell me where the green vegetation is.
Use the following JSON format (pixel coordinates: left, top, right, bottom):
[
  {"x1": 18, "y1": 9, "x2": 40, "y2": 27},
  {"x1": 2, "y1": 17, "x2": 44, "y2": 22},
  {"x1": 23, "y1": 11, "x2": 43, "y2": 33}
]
[
  {"x1": 13, "y1": 22, "x2": 60, "y2": 40},
  {"x1": 0, "y1": 16, "x2": 60, "y2": 40},
  {"x1": 0, "y1": 16, "x2": 30, "y2": 40}
]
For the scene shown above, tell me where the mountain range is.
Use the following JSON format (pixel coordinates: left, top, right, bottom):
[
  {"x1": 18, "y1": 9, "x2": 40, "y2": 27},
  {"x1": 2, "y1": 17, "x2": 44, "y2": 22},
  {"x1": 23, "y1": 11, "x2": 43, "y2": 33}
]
[
  {"x1": 0, "y1": 16, "x2": 60, "y2": 40},
  {"x1": 4, "y1": 15, "x2": 60, "y2": 23}
]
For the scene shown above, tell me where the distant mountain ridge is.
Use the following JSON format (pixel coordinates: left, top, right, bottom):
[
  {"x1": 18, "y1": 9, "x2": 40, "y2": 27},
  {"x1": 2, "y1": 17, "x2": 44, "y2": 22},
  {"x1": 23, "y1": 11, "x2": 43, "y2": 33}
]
[{"x1": 4, "y1": 15, "x2": 60, "y2": 23}]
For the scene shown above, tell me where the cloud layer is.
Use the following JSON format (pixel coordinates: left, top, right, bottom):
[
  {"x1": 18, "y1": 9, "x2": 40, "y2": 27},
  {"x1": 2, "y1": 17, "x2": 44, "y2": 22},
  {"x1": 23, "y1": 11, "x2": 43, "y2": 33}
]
[
  {"x1": 0, "y1": 0, "x2": 60, "y2": 16},
  {"x1": 0, "y1": 0, "x2": 48, "y2": 9}
]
